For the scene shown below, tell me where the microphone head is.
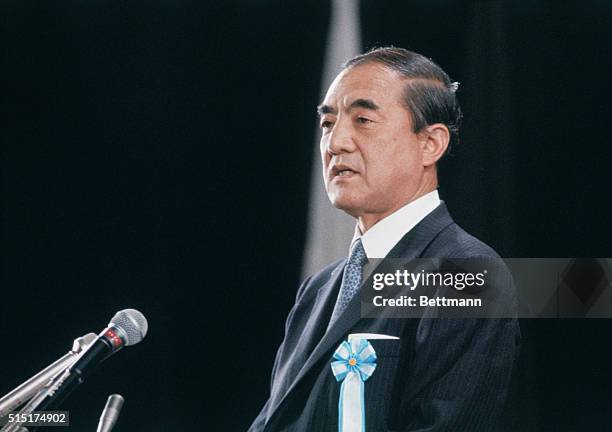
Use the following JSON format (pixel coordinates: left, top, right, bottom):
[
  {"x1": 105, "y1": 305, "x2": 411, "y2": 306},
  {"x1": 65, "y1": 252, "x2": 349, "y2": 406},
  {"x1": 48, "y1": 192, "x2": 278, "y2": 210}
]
[
  {"x1": 97, "y1": 394, "x2": 125, "y2": 432},
  {"x1": 105, "y1": 394, "x2": 124, "y2": 411},
  {"x1": 109, "y1": 309, "x2": 148, "y2": 346}
]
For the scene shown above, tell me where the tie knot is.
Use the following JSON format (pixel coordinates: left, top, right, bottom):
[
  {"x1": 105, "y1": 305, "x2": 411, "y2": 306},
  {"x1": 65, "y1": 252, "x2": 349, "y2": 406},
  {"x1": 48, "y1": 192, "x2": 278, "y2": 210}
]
[{"x1": 348, "y1": 239, "x2": 367, "y2": 268}]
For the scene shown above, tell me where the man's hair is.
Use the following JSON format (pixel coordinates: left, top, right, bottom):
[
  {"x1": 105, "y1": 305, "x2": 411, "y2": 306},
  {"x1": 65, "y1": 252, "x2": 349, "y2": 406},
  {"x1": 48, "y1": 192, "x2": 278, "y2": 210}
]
[{"x1": 343, "y1": 47, "x2": 462, "y2": 153}]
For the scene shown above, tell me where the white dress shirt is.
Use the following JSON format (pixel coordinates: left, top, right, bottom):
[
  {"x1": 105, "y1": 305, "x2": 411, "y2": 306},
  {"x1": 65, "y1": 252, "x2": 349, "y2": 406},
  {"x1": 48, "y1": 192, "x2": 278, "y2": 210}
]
[{"x1": 349, "y1": 190, "x2": 441, "y2": 259}]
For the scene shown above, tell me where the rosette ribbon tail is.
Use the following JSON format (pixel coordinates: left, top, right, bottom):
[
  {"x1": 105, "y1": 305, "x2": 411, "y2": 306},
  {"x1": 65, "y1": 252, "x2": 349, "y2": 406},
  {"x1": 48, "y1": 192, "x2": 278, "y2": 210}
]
[{"x1": 330, "y1": 339, "x2": 377, "y2": 432}]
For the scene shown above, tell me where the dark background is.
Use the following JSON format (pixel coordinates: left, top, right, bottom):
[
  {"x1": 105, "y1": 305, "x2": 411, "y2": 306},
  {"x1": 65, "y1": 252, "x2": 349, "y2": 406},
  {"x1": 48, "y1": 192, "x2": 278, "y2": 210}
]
[{"x1": 2, "y1": 1, "x2": 612, "y2": 430}]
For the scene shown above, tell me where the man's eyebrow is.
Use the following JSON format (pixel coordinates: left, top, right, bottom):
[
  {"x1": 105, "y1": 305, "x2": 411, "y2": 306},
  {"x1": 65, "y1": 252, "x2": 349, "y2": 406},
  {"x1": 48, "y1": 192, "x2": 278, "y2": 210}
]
[
  {"x1": 317, "y1": 104, "x2": 335, "y2": 117},
  {"x1": 317, "y1": 99, "x2": 379, "y2": 117},
  {"x1": 349, "y1": 98, "x2": 379, "y2": 111}
]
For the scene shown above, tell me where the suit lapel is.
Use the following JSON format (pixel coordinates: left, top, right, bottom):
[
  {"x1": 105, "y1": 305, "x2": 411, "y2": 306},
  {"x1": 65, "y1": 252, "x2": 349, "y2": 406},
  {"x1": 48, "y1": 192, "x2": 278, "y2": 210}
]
[{"x1": 265, "y1": 203, "x2": 454, "y2": 428}]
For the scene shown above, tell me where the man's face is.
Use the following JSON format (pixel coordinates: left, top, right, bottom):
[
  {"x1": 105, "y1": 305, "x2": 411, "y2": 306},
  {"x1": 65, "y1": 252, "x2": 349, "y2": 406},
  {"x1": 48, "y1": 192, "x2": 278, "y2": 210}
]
[{"x1": 318, "y1": 63, "x2": 429, "y2": 223}]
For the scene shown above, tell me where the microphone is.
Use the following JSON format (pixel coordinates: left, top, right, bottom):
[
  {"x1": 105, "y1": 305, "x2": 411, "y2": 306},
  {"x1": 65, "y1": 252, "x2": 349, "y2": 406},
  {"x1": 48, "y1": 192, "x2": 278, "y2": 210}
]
[
  {"x1": 31, "y1": 309, "x2": 148, "y2": 412},
  {"x1": 96, "y1": 394, "x2": 124, "y2": 432},
  {"x1": 69, "y1": 308, "x2": 148, "y2": 378}
]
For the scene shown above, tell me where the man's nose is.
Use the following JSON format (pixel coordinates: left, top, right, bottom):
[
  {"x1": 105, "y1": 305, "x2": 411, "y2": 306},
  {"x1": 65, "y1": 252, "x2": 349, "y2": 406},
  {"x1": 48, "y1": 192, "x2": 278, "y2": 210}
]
[{"x1": 326, "y1": 120, "x2": 356, "y2": 155}]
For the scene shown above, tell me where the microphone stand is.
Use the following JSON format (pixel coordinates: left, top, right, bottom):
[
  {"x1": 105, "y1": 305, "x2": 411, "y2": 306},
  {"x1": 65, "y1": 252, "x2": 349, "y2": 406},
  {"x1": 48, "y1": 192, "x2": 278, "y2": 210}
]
[
  {"x1": 1, "y1": 367, "x2": 74, "y2": 432},
  {"x1": 0, "y1": 334, "x2": 96, "y2": 432}
]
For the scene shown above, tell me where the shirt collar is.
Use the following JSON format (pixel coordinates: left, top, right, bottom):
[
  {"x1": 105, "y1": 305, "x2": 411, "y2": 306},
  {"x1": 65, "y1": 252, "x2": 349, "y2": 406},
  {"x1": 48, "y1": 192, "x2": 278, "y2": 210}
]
[{"x1": 350, "y1": 190, "x2": 441, "y2": 259}]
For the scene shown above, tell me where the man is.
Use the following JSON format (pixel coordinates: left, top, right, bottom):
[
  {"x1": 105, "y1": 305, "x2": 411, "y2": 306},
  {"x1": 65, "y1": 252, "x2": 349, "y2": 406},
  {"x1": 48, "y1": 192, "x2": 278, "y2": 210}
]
[{"x1": 249, "y1": 47, "x2": 519, "y2": 431}]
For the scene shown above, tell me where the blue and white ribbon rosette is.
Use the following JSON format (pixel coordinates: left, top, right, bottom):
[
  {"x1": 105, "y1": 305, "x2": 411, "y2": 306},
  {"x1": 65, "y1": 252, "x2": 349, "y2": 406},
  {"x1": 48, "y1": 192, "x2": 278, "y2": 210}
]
[{"x1": 330, "y1": 333, "x2": 399, "y2": 432}]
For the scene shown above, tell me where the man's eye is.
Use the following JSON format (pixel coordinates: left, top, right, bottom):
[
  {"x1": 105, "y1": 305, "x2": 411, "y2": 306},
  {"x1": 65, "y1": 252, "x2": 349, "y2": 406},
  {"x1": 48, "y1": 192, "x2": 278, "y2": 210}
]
[
  {"x1": 320, "y1": 120, "x2": 334, "y2": 129},
  {"x1": 356, "y1": 117, "x2": 372, "y2": 124}
]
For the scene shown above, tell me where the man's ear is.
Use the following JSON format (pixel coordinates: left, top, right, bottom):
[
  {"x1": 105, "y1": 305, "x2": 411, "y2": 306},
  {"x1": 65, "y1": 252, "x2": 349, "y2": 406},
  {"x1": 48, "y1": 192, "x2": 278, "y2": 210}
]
[{"x1": 420, "y1": 124, "x2": 450, "y2": 166}]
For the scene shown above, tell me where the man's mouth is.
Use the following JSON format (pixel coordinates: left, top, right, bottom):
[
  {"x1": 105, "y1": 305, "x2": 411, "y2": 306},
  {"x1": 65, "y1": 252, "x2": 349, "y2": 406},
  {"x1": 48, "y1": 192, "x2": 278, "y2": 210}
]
[
  {"x1": 331, "y1": 165, "x2": 358, "y2": 178},
  {"x1": 336, "y1": 169, "x2": 355, "y2": 177}
]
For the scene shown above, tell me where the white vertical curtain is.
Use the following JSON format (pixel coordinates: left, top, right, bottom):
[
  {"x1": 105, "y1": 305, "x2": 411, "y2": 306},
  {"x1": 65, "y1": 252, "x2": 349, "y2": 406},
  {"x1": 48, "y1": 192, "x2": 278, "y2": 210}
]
[{"x1": 302, "y1": 0, "x2": 362, "y2": 278}]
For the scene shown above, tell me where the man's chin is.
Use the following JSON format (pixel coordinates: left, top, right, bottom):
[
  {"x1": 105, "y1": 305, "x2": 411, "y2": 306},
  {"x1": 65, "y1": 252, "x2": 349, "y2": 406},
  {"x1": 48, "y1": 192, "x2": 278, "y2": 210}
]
[{"x1": 328, "y1": 196, "x2": 361, "y2": 218}]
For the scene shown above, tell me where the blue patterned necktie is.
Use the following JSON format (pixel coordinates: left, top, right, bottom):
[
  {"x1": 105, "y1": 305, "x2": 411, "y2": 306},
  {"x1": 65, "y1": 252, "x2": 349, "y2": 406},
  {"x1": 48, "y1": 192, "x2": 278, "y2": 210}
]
[{"x1": 328, "y1": 239, "x2": 368, "y2": 328}]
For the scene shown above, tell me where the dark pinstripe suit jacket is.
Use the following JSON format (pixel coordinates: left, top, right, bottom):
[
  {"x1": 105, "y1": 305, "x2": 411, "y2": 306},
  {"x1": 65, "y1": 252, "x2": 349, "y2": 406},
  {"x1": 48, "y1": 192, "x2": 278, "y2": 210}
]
[{"x1": 249, "y1": 203, "x2": 520, "y2": 431}]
